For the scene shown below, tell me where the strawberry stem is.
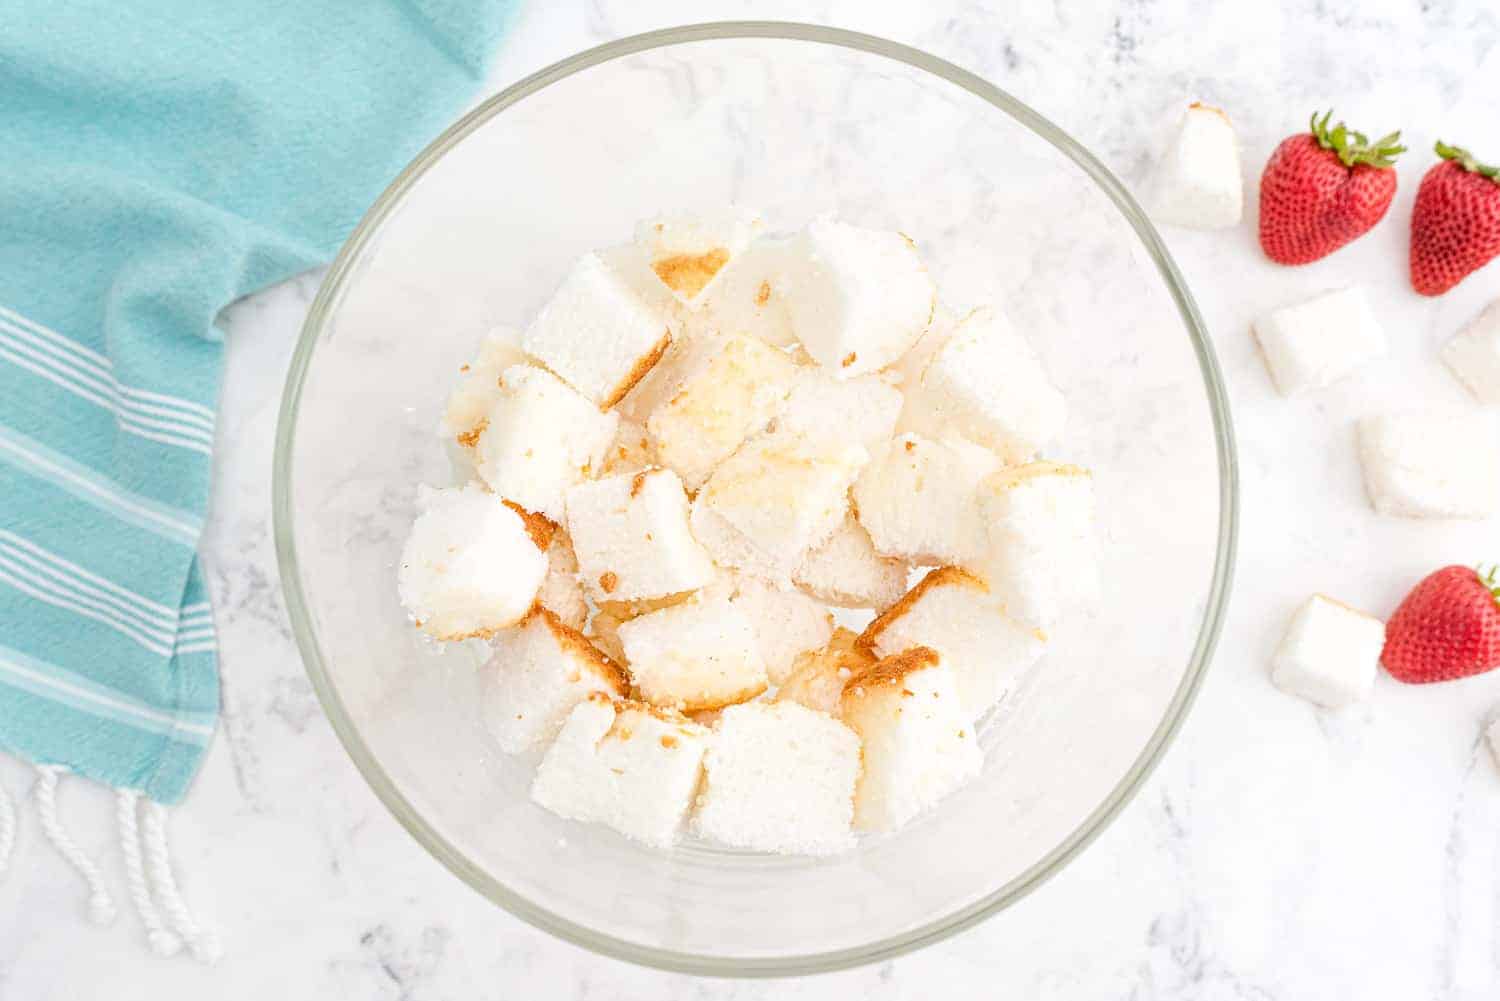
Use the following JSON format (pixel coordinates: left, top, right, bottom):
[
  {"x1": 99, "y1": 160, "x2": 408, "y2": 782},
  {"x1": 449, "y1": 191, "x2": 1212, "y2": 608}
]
[
  {"x1": 1435, "y1": 141, "x2": 1500, "y2": 182},
  {"x1": 1309, "y1": 109, "x2": 1406, "y2": 168},
  {"x1": 1480, "y1": 564, "x2": 1500, "y2": 601}
]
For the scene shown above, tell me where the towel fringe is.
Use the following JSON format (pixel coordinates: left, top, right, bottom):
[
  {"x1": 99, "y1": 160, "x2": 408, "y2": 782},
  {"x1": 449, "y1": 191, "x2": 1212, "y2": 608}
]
[
  {"x1": 116, "y1": 789, "x2": 182, "y2": 957},
  {"x1": 8, "y1": 765, "x2": 219, "y2": 961},
  {"x1": 142, "y1": 800, "x2": 221, "y2": 964},
  {"x1": 33, "y1": 765, "x2": 116, "y2": 925}
]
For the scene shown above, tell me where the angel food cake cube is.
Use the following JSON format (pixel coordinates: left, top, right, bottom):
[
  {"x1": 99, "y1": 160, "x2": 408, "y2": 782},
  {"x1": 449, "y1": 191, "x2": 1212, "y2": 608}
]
[
  {"x1": 773, "y1": 368, "x2": 903, "y2": 453},
  {"x1": 918, "y1": 306, "x2": 1065, "y2": 464},
  {"x1": 794, "y1": 513, "x2": 908, "y2": 609},
  {"x1": 1253, "y1": 287, "x2": 1386, "y2": 396},
  {"x1": 840, "y1": 647, "x2": 982, "y2": 832},
  {"x1": 690, "y1": 432, "x2": 868, "y2": 583},
  {"x1": 776, "y1": 628, "x2": 875, "y2": 716},
  {"x1": 859, "y1": 567, "x2": 1047, "y2": 720},
  {"x1": 635, "y1": 207, "x2": 764, "y2": 304},
  {"x1": 522, "y1": 249, "x2": 676, "y2": 407},
  {"x1": 482, "y1": 609, "x2": 628, "y2": 753},
  {"x1": 783, "y1": 219, "x2": 935, "y2": 377},
  {"x1": 397, "y1": 484, "x2": 547, "y2": 640},
  {"x1": 726, "y1": 576, "x2": 834, "y2": 684},
  {"x1": 852, "y1": 433, "x2": 999, "y2": 567},
  {"x1": 692, "y1": 701, "x2": 860, "y2": 855},
  {"x1": 617, "y1": 593, "x2": 768, "y2": 711},
  {"x1": 1150, "y1": 102, "x2": 1244, "y2": 230},
  {"x1": 532, "y1": 696, "x2": 710, "y2": 848},
  {"x1": 644, "y1": 332, "x2": 799, "y2": 488},
  {"x1": 1269, "y1": 594, "x2": 1384, "y2": 709},
  {"x1": 976, "y1": 462, "x2": 1100, "y2": 628},
  {"x1": 1443, "y1": 299, "x2": 1500, "y2": 405},
  {"x1": 1358, "y1": 413, "x2": 1500, "y2": 519},
  {"x1": 474, "y1": 364, "x2": 618, "y2": 522},
  {"x1": 565, "y1": 468, "x2": 717, "y2": 602},
  {"x1": 696, "y1": 235, "x2": 800, "y2": 348}
]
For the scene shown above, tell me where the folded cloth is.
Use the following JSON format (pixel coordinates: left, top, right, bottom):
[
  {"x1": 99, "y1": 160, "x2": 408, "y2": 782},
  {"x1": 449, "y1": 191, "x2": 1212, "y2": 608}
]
[{"x1": 0, "y1": 0, "x2": 518, "y2": 804}]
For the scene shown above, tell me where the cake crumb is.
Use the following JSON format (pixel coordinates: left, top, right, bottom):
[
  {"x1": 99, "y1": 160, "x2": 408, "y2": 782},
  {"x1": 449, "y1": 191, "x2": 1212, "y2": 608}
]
[{"x1": 455, "y1": 418, "x2": 487, "y2": 448}]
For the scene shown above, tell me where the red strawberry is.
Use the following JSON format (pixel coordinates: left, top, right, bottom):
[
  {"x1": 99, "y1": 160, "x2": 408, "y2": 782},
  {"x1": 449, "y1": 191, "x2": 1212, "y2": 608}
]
[
  {"x1": 1259, "y1": 111, "x2": 1405, "y2": 265},
  {"x1": 1409, "y1": 142, "x2": 1500, "y2": 296},
  {"x1": 1381, "y1": 565, "x2": 1500, "y2": 684}
]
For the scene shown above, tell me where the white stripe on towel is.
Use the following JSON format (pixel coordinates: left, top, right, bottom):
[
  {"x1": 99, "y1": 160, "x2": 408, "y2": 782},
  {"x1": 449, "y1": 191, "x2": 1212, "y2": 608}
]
[{"x1": 0, "y1": 304, "x2": 215, "y2": 423}]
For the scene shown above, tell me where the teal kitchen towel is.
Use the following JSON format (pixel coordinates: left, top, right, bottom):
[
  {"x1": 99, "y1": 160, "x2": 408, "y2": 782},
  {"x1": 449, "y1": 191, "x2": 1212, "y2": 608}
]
[{"x1": 0, "y1": 0, "x2": 517, "y2": 804}]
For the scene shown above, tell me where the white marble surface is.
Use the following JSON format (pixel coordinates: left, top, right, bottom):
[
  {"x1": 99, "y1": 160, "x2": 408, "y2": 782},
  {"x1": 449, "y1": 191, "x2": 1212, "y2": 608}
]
[{"x1": 4, "y1": 1, "x2": 1500, "y2": 997}]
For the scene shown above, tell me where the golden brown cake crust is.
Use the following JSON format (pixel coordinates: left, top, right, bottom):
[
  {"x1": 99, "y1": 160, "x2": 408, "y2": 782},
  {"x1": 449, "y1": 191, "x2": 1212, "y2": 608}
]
[
  {"x1": 536, "y1": 608, "x2": 628, "y2": 693},
  {"x1": 502, "y1": 499, "x2": 557, "y2": 552},
  {"x1": 844, "y1": 646, "x2": 941, "y2": 693},
  {"x1": 651, "y1": 248, "x2": 730, "y2": 299},
  {"x1": 601, "y1": 330, "x2": 672, "y2": 409},
  {"x1": 856, "y1": 566, "x2": 987, "y2": 651}
]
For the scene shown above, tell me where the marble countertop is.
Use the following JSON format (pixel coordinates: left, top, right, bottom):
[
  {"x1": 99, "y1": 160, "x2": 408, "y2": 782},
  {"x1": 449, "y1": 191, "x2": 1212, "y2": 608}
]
[{"x1": 5, "y1": 1, "x2": 1500, "y2": 998}]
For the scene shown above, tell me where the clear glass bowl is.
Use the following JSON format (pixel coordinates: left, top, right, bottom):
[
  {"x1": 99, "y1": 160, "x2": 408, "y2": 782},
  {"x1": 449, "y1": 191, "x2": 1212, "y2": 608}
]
[{"x1": 273, "y1": 22, "x2": 1238, "y2": 976}]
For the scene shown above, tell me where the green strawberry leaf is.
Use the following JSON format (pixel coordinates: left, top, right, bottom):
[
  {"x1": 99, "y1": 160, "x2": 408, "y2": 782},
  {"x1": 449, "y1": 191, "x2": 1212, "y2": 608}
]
[{"x1": 1310, "y1": 109, "x2": 1407, "y2": 168}]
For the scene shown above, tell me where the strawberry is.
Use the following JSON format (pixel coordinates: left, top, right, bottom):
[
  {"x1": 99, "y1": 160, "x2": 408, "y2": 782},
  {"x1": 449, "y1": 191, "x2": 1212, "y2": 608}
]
[
  {"x1": 1258, "y1": 110, "x2": 1405, "y2": 265},
  {"x1": 1381, "y1": 565, "x2": 1500, "y2": 684},
  {"x1": 1409, "y1": 142, "x2": 1500, "y2": 296}
]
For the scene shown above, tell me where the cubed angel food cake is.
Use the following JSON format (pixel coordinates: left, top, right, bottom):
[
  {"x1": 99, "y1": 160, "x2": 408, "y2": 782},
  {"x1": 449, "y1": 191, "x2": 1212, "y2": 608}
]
[{"x1": 396, "y1": 209, "x2": 1098, "y2": 854}]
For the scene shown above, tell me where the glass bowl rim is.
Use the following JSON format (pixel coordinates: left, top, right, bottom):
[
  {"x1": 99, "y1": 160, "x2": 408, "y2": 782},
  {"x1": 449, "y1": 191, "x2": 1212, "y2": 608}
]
[{"x1": 272, "y1": 20, "x2": 1240, "y2": 977}]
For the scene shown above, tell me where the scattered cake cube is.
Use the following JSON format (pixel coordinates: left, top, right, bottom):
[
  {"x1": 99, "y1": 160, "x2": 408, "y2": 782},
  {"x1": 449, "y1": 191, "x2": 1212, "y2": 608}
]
[
  {"x1": 1253, "y1": 287, "x2": 1387, "y2": 396},
  {"x1": 1149, "y1": 102, "x2": 1244, "y2": 230},
  {"x1": 482, "y1": 609, "x2": 628, "y2": 752},
  {"x1": 976, "y1": 462, "x2": 1101, "y2": 628},
  {"x1": 839, "y1": 647, "x2": 982, "y2": 831},
  {"x1": 918, "y1": 306, "x2": 1065, "y2": 463},
  {"x1": 859, "y1": 567, "x2": 1047, "y2": 719},
  {"x1": 537, "y1": 531, "x2": 587, "y2": 630},
  {"x1": 776, "y1": 628, "x2": 874, "y2": 716},
  {"x1": 473, "y1": 364, "x2": 618, "y2": 522},
  {"x1": 782, "y1": 219, "x2": 935, "y2": 378},
  {"x1": 696, "y1": 235, "x2": 800, "y2": 347},
  {"x1": 690, "y1": 432, "x2": 868, "y2": 583},
  {"x1": 794, "y1": 513, "x2": 909, "y2": 609},
  {"x1": 617, "y1": 592, "x2": 768, "y2": 711},
  {"x1": 634, "y1": 207, "x2": 764, "y2": 304},
  {"x1": 691, "y1": 701, "x2": 860, "y2": 855},
  {"x1": 773, "y1": 368, "x2": 903, "y2": 453},
  {"x1": 1269, "y1": 594, "x2": 1384, "y2": 709},
  {"x1": 397, "y1": 484, "x2": 548, "y2": 640},
  {"x1": 1443, "y1": 299, "x2": 1500, "y2": 405},
  {"x1": 532, "y1": 695, "x2": 710, "y2": 848},
  {"x1": 1358, "y1": 413, "x2": 1500, "y2": 519},
  {"x1": 852, "y1": 432, "x2": 999, "y2": 567},
  {"x1": 598, "y1": 418, "x2": 658, "y2": 477},
  {"x1": 522, "y1": 248, "x2": 677, "y2": 407},
  {"x1": 726, "y1": 576, "x2": 834, "y2": 684},
  {"x1": 645, "y1": 332, "x2": 800, "y2": 488},
  {"x1": 440, "y1": 325, "x2": 528, "y2": 438},
  {"x1": 565, "y1": 468, "x2": 718, "y2": 602}
]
